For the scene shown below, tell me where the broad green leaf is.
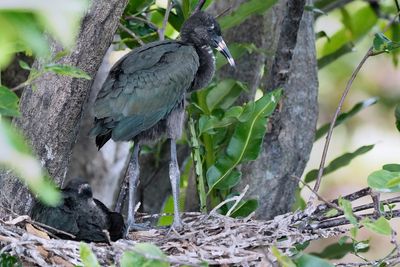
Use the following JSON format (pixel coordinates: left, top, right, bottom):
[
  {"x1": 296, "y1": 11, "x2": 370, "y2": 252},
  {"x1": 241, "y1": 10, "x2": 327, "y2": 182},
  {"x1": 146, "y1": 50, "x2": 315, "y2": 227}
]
[
  {"x1": 386, "y1": 176, "x2": 400, "y2": 188},
  {"x1": 182, "y1": 0, "x2": 190, "y2": 19},
  {"x1": 312, "y1": 242, "x2": 368, "y2": 259},
  {"x1": 318, "y1": 4, "x2": 377, "y2": 57},
  {"x1": 18, "y1": 60, "x2": 31, "y2": 70},
  {"x1": 216, "y1": 42, "x2": 260, "y2": 70},
  {"x1": 80, "y1": 243, "x2": 100, "y2": 267},
  {"x1": 317, "y1": 42, "x2": 354, "y2": 69},
  {"x1": 0, "y1": 253, "x2": 21, "y2": 267},
  {"x1": 218, "y1": 0, "x2": 278, "y2": 30},
  {"x1": 0, "y1": 122, "x2": 60, "y2": 205},
  {"x1": 295, "y1": 254, "x2": 334, "y2": 267},
  {"x1": 383, "y1": 164, "x2": 400, "y2": 172},
  {"x1": 368, "y1": 170, "x2": 400, "y2": 192},
  {"x1": 361, "y1": 217, "x2": 392, "y2": 235},
  {"x1": 324, "y1": 208, "x2": 339, "y2": 217},
  {"x1": 315, "y1": 31, "x2": 330, "y2": 41},
  {"x1": 271, "y1": 247, "x2": 296, "y2": 267},
  {"x1": 395, "y1": 104, "x2": 400, "y2": 132},
  {"x1": 315, "y1": 98, "x2": 378, "y2": 141},
  {"x1": 338, "y1": 197, "x2": 357, "y2": 226},
  {"x1": 230, "y1": 199, "x2": 258, "y2": 218},
  {"x1": 121, "y1": 243, "x2": 169, "y2": 267},
  {"x1": 44, "y1": 64, "x2": 91, "y2": 80},
  {"x1": 305, "y1": 145, "x2": 374, "y2": 183},
  {"x1": 198, "y1": 107, "x2": 245, "y2": 134},
  {"x1": 373, "y1": 33, "x2": 400, "y2": 54},
  {"x1": 206, "y1": 79, "x2": 246, "y2": 111},
  {"x1": 207, "y1": 89, "x2": 282, "y2": 193},
  {"x1": 0, "y1": 86, "x2": 20, "y2": 117}
]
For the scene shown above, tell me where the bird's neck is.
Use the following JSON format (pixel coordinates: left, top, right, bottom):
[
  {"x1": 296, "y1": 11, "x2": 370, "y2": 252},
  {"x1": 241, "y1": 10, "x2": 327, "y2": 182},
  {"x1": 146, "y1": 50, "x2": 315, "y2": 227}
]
[{"x1": 190, "y1": 45, "x2": 216, "y2": 91}]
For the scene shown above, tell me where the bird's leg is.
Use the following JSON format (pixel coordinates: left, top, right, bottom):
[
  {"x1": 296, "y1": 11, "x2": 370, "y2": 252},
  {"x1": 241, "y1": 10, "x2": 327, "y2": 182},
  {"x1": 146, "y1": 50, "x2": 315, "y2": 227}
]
[
  {"x1": 169, "y1": 138, "x2": 183, "y2": 230},
  {"x1": 124, "y1": 142, "x2": 147, "y2": 236}
]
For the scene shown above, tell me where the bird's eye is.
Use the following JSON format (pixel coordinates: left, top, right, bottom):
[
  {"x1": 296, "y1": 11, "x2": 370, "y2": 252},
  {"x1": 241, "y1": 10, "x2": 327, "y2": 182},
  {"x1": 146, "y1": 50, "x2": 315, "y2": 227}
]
[{"x1": 208, "y1": 24, "x2": 214, "y2": 31}]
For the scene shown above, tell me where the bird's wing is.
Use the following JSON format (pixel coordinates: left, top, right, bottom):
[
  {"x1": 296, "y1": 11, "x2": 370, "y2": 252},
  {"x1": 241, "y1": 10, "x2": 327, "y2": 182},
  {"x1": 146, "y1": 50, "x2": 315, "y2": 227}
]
[{"x1": 93, "y1": 41, "x2": 199, "y2": 141}]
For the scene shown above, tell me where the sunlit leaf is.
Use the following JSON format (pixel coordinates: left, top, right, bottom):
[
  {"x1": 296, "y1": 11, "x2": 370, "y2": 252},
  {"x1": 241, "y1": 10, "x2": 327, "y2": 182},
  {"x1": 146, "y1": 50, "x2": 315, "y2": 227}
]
[
  {"x1": 207, "y1": 89, "x2": 282, "y2": 192},
  {"x1": 271, "y1": 246, "x2": 296, "y2": 267},
  {"x1": 218, "y1": 0, "x2": 278, "y2": 30},
  {"x1": 80, "y1": 243, "x2": 100, "y2": 267},
  {"x1": 121, "y1": 243, "x2": 169, "y2": 267},
  {"x1": 338, "y1": 197, "x2": 357, "y2": 226},
  {"x1": 368, "y1": 170, "x2": 400, "y2": 192},
  {"x1": 361, "y1": 217, "x2": 392, "y2": 235},
  {"x1": 44, "y1": 64, "x2": 91, "y2": 80},
  {"x1": 0, "y1": 121, "x2": 60, "y2": 205},
  {"x1": 18, "y1": 59, "x2": 31, "y2": 70},
  {"x1": 0, "y1": 86, "x2": 20, "y2": 117}
]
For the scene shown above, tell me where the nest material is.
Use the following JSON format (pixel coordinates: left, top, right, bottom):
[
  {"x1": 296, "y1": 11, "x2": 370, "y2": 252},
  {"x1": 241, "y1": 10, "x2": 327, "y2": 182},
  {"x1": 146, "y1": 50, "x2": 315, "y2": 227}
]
[{"x1": 0, "y1": 211, "x2": 345, "y2": 266}]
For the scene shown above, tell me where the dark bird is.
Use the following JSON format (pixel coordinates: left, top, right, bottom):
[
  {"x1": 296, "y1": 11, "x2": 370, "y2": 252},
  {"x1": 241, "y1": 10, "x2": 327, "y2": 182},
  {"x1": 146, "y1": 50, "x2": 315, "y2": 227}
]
[
  {"x1": 31, "y1": 178, "x2": 125, "y2": 242},
  {"x1": 90, "y1": 10, "x2": 235, "y2": 234}
]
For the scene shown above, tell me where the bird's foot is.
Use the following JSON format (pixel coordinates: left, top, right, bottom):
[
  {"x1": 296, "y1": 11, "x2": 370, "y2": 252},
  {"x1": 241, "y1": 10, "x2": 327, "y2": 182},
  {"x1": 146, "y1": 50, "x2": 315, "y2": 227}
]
[
  {"x1": 167, "y1": 218, "x2": 184, "y2": 235},
  {"x1": 124, "y1": 221, "x2": 151, "y2": 238}
]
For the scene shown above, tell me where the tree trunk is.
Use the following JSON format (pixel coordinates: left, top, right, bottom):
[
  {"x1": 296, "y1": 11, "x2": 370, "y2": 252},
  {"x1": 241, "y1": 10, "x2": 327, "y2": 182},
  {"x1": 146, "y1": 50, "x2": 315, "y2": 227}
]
[
  {"x1": 0, "y1": 0, "x2": 129, "y2": 216},
  {"x1": 213, "y1": 0, "x2": 318, "y2": 219}
]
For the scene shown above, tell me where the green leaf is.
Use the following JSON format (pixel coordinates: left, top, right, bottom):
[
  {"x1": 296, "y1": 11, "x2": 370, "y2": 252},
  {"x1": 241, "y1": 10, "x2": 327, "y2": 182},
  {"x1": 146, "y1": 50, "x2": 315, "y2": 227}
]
[
  {"x1": 295, "y1": 254, "x2": 334, "y2": 267},
  {"x1": 317, "y1": 42, "x2": 354, "y2": 69},
  {"x1": 0, "y1": 122, "x2": 60, "y2": 205},
  {"x1": 218, "y1": 0, "x2": 278, "y2": 30},
  {"x1": 305, "y1": 145, "x2": 374, "y2": 183},
  {"x1": 318, "y1": 4, "x2": 377, "y2": 57},
  {"x1": 386, "y1": 176, "x2": 400, "y2": 188},
  {"x1": 338, "y1": 197, "x2": 357, "y2": 226},
  {"x1": 361, "y1": 217, "x2": 392, "y2": 235},
  {"x1": 230, "y1": 199, "x2": 258, "y2": 218},
  {"x1": 324, "y1": 208, "x2": 339, "y2": 217},
  {"x1": 80, "y1": 243, "x2": 100, "y2": 267},
  {"x1": 312, "y1": 242, "x2": 368, "y2": 259},
  {"x1": 383, "y1": 164, "x2": 400, "y2": 172},
  {"x1": 395, "y1": 104, "x2": 400, "y2": 132},
  {"x1": 0, "y1": 253, "x2": 21, "y2": 267},
  {"x1": 271, "y1": 247, "x2": 296, "y2": 267},
  {"x1": 368, "y1": 170, "x2": 400, "y2": 192},
  {"x1": 373, "y1": 33, "x2": 400, "y2": 54},
  {"x1": 44, "y1": 64, "x2": 91, "y2": 80},
  {"x1": 206, "y1": 89, "x2": 282, "y2": 193},
  {"x1": 206, "y1": 79, "x2": 246, "y2": 111},
  {"x1": 315, "y1": 98, "x2": 378, "y2": 141},
  {"x1": 0, "y1": 86, "x2": 20, "y2": 117},
  {"x1": 18, "y1": 60, "x2": 31, "y2": 70},
  {"x1": 121, "y1": 243, "x2": 169, "y2": 267}
]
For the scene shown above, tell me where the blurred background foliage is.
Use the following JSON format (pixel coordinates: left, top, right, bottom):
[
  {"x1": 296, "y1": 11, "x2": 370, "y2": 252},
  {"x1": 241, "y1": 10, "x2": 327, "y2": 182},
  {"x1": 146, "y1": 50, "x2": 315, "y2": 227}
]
[{"x1": 1, "y1": 0, "x2": 400, "y2": 265}]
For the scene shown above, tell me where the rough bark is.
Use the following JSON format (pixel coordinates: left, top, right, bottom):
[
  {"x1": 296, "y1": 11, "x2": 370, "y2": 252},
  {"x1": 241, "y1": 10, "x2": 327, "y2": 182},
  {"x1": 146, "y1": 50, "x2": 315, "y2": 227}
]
[
  {"x1": 213, "y1": 0, "x2": 318, "y2": 219},
  {"x1": 0, "y1": 0, "x2": 129, "y2": 216}
]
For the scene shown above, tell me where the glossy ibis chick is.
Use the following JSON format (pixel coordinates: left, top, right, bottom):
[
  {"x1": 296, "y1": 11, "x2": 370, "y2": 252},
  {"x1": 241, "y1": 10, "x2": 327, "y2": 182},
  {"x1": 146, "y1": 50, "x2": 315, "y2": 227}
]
[
  {"x1": 31, "y1": 178, "x2": 125, "y2": 242},
  {"x1": 90, "y1": 11, "x2": 235, "y2": 235}
]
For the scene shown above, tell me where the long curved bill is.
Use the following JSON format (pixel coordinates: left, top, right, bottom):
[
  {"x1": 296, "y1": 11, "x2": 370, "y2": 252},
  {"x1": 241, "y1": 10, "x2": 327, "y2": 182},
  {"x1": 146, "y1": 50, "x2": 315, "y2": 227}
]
[{"x1": 213, "y1": 36, "x2": 235, "y2": 67}]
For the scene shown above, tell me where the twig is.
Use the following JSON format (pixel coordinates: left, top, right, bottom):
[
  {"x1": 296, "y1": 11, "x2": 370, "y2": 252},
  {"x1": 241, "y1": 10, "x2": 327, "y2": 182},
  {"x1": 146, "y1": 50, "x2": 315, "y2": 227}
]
[
  {"x1": 193, "y1": 0, "x2": 206, "y2": 13},
  {"x1": 209, "y1": 185, "x2": 249, "y2": 216},
  {"x1": 310, "y1": 48, "x2": 373, "y2": 202},
  {"x1": 292, "y1": 176, "x2": 343, "y2": 213},
  {"x1": 124, "y1": 15, "x2": 158, "y2": 30},
  {"x1": 158, "y1": 0, "x2": 173, "y2": 41},
  {"x1": 118, "y1": 23, "x2": 145, "y2": 46},
  {"x1": 226, "y1": 185, "x2": 249, "y2": 217}
]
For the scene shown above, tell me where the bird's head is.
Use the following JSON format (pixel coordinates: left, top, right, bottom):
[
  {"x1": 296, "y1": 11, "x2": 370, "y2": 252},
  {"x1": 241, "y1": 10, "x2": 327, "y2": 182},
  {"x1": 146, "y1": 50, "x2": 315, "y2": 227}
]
[
  {"x1": 181, "y1": 11, "x2": 235, "y2": 67},
  {"x1": 63, "y1": 177, "x2": 93, "y2": 199}
]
